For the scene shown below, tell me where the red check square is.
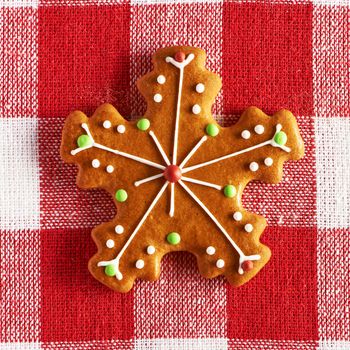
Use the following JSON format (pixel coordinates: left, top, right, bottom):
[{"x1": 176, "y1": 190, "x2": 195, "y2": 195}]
[
  {"x1": 38, "y1": 4, "x2": 131, "y2": 118},
  {"x1": 40, "y1": 228, "x2": 134, "y2": 342},
  {"x1": 227, "y1": 226, "x2": 318, "y2": 340},
  {"x1": 222, "y1": 3, "x2": 313, "y2": 117}
]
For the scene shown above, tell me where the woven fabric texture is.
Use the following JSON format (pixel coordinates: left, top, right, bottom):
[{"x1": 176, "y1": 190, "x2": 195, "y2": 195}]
[{"x1": 0, "y1": 0, "x2": 349, "y2": 349}]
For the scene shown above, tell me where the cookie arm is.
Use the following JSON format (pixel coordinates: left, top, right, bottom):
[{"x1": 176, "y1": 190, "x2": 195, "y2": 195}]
[
  {"x1": 179, "y1": 180, "x2": 261, "y2": 275},
  {"x1": 182, "y1": 124, "x2": 290, "y2": 174},
  {"x1": 71, "y1": 123, "x2": 166, "y2": 170}
]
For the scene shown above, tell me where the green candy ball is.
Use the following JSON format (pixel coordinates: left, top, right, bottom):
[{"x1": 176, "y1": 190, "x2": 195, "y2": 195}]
[
  {"x1": 115, "y1": 189, "x2": 128, "y2": 202},
  {"x1": 274, "y1": 131, "x2": 287, "y2": 146},
  {"x1": 105, "y1": 264, "x2": 116, "y2": 277},
  {"x1": 77, "y1": 134, "x2": 92, "y2": 148},
  {"x1": 167, "y1": 232, "x2": 181, "y2": 245},
  {"x1": 205, "y1": 123, "x2": 219, "y2": 137},
  {"x1": 137, "y1": 118, "x2": 150, "y2": 131},
  {"x1": 224, "y1": 185, "x2": 236, "y2": 198}
]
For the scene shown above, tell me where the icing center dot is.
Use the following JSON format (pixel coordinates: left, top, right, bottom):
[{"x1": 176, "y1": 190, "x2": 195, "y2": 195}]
[
  {"x1": 175, "y1": 51, "x2": 186, "y2": 62},
  {"x1": 163, "y1": 165, "x2": 182, "y2": 183}
]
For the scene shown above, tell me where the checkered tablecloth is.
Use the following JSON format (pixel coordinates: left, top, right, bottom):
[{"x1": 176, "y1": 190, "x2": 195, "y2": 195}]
[{"x1": 0, "y1": 0, "x2": 349, "y2": 349}]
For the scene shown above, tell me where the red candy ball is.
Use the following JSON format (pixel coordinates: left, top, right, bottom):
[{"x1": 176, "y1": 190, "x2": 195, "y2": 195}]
[
  {"x1": 164, "y1": 165, "x2": 182, "y2": 183},
  {"x1": 175, "y1": 51, "x2": 186, "y2": 62},
  {"x1": 242, "y1": 260, "x2": 254, "y2": 272}
]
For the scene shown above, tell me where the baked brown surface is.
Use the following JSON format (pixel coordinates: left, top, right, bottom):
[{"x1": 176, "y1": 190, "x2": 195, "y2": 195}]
[{"x1": 61, "y1": 46, "x2": 304, "y2": 292}]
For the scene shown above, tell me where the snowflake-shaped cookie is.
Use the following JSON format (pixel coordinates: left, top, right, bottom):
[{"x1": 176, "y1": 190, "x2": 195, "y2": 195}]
[{"x1": 61, "y1": 46, "x2": 304, "y2": 292}]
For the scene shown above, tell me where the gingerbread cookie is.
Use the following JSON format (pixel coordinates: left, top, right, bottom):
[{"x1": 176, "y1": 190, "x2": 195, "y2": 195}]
[{"x1": 61, "y1": 46, "x2": 304, "y2": 292}]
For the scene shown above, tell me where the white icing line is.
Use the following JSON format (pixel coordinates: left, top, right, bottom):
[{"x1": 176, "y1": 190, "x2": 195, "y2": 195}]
[
  {"x1": 182, "y1": 125, "x2": 291, "y2": 173},
  {"x1": 71, "y1": 147, "x2": 90, "y2": 156},
  {"x1": 179, "y1": 180, "x2": 244, "y2": 257},
  {"x1": 70, "y1": 143, "x2": 92, "y2": 155},
  {"x1": 181, "y1": 176, "x2": 222, "y2": 191},
  {"x1": 81, "y1": 123, "x2": 94, "y2": 141},
  {"x1": 170, "y1": 60, "x2": 184, "y2": 165},
  {"x1": 149, "y1": 131, "x2": 170, "y2": 165},
  {"x1": 164, "y1": 52, "x2": 195, "y2": 217},
  {"x1": 179, "y1": 136, "x2": 208, "y2": 169},
  {"x1": 270, "y1": 124, "x2": 291, "y2": 152},
  {"x1": 169, "y1": 182, "x2": 175, "y2": 217},
  {"x1": 179, "y1": 180, "x2": 261, "y2": 275},
  {"x1": 134, "y1": 173, "x2": 164, "y2": 187},
  {"x1": 182, "y1": 140, "x2": 271, "y2": 173},
  {"x1": 70, "y1": 123, "x2": 94, "y2": 155},
  {"x1": 71, "y1": 124, "x2": 165, "y2": 170},
  {"x1": 165, "y1": 53, "x2": 195, "y2": 165},
  {"x1": 165, "y1": 53, "x2": 194, "y2": 69},
  {"x1": 93, "y1": 143, "x2": 165, "y2": 170},
  {"x1": 238, "y1": 254, "x2": 261, "y2": 275},
  {"x1": 98, "y1": 181, "x2": 169, "y2": 281}
]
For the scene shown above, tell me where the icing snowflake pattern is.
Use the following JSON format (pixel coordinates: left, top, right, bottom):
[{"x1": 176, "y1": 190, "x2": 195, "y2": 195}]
[{"x1": 61, "y1": 46, "x2": 304, "y2": 292}]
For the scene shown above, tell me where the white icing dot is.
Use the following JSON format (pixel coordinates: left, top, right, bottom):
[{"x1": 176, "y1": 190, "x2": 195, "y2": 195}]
[
  {"x1": 117, "y1": 125, "x2": 126, "y2": 134},
  {"x1": 147, "y1": 245, "x2": 156, "y2": 255},
  {"x1": 241, "y1": 130, "x2": 251, "y2": 139},
  {"x1": 264, "y1": 157, "x2": 273, "y2": 166},
  {"x1": 206, "y1": 246, "x2": 216, "y2": 255},
  {"x1": 249, "y1": 162, "x2": 259, "y2": 172},
  {"x1": 216, "y1": 259, "x2": 225, "y2": 268},
  {"x1": 154, "y1": 93, "x2": 162, "y2": 103},
  {"x1": 135, "y1": 259, "x2": 145, "y2": 269},
  {"x1": 254, "y1": 124, "x2": 264, "y2": 134},
  {"x1": 115, "y1": 225, "x2": 124, "y2": 234},
  {"x1": 244, "y1": 223, "x2": 253, "y2": 233},
  {"x1": 92, "y1": 159, "x2": 100, "y2": 168},
  {"x1": 106, "y1": 239, "x2": 115, "y2": 248},
  {"x1": 106, "y1": 165, "x2": 114, "y2": 173},
  {"x1": 157, "y1": 75, "x2": 166, "y2": 84},
  {"x1": 233, "y1": 211, "x2": 243, "y2": 221},
  {"x1": 103, "y1": 120, "x2": 112, "y2": 129},
  {"x1": 192, "y1": 104, "x2": 201, "y2": 115},
  {"x1": 195, "y1": 83, "x2": 205, "y2": 93}
]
